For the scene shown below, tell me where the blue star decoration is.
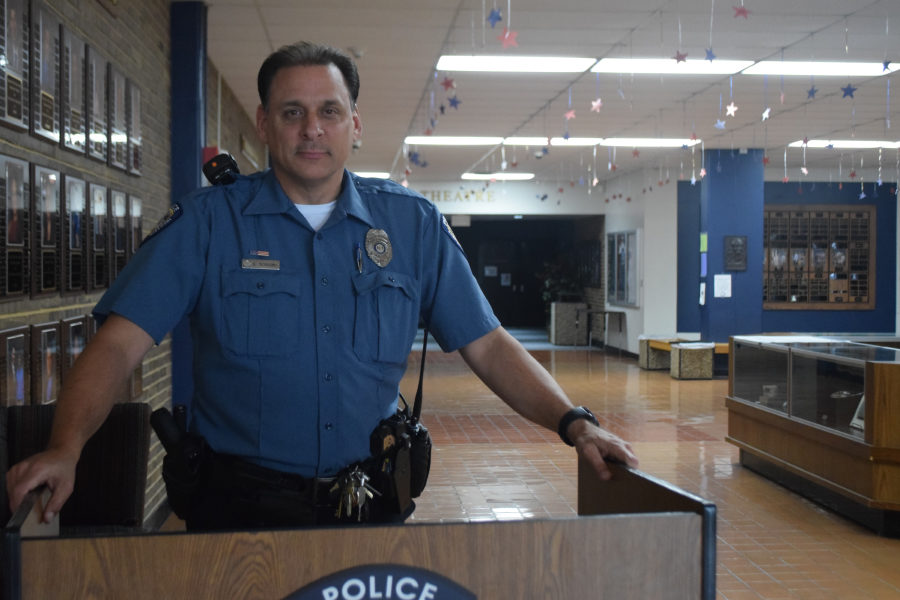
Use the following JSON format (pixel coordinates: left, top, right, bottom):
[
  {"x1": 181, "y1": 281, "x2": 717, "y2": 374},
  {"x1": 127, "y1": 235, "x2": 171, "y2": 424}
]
[
  {"x1": 884, "y1": 60, "x2": 892, "y2": 72},
  {"x1": 563, "y1": 131, "x2": 570, "y2": 140},
  {"x1": 448, "y1": 96, "x2": 462, "y2": 109},
  {"x1": 541, "y1": 147, "x2": 550, "y2": 155},
  {"x1": 408, "y1": 151, "x2": 421, "y2": 165},
  {"x1": 841, "y1": 83, "x2": 857, "y2": 98},
  {"x1": 715, "y1": 119, "x2": 726, "y2": 130},
  {"x1": 705, "y1": 48, "x2": 716, "y2": 62},
  {"x1": 487, "y1": 8, "x2": 502, "y2": 28},
  {"x1": 807, "y1": 85, "x2": 817, "y2": 99}
]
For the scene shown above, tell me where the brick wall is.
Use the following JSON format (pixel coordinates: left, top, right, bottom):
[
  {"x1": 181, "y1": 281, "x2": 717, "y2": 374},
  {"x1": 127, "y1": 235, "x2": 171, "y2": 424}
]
[{"x1": 206, "y1": 60, "x2": 266, "y2": 175}]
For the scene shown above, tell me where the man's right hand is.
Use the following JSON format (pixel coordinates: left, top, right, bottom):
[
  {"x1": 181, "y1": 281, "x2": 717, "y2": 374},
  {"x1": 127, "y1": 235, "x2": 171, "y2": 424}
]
[{"x1": 6, "y1": 447, "x2": 79, "y2": 523}]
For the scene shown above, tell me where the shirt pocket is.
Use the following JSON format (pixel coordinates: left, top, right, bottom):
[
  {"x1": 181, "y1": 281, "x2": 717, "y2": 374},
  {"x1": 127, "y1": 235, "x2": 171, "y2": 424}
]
[
  {"x1": 352, "y1": 270, "x2": 419, "y2": 364},
  {"x1": 221, "y1": 268, "x2": 302, "y2": 357}
]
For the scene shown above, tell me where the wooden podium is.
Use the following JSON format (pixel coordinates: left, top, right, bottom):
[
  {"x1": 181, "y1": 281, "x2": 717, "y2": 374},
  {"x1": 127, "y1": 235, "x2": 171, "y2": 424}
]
[{"x1": 3, "y1": 460, "x2": 715, "y2": 599}]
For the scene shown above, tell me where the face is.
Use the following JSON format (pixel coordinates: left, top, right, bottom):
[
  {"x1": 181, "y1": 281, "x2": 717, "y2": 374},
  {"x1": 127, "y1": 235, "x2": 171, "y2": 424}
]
[{"x1": 256, "y1": 64, "x2": 361, "y2": 201}]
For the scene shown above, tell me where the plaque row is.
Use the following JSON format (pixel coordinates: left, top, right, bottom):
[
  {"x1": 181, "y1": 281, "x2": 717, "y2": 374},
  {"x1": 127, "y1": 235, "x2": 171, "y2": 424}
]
[
  {"x1": 0, "y1": 152, "x2": 143, "y2": 301},
  {"x1": 1, "y1": 315, "x2": 142, "y2": 406},
  {"x1": 0, "y1": 0, "x2": 142, "y2": 174}
]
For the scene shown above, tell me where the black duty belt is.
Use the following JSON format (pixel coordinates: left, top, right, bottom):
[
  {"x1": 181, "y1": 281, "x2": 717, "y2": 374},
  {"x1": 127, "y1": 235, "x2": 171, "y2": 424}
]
[{"x1": 216, "y1": 455, "x2": 337, "y2": 504}]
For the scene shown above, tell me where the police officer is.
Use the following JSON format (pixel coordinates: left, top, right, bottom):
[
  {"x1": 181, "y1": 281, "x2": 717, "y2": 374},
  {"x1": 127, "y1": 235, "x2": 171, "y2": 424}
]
[{"x1": 7, "y1": 42, "x2": 638, "y2": 530}]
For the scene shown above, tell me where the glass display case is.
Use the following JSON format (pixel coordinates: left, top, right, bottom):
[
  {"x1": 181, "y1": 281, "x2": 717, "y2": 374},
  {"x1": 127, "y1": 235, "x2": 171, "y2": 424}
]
[{"x1": 727, "y1": 334, "x2": 900, "y2": 536}]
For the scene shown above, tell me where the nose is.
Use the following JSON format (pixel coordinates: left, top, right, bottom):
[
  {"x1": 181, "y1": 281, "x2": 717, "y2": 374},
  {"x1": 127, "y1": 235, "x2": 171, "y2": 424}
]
[{"x1": 302, "y1": 115, "x2": 324, "y2": 139}]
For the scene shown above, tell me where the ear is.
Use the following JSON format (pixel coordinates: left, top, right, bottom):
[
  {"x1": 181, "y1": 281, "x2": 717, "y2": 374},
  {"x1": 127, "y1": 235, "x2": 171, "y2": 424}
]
[
  {"x1": 352, "y1": 106, "x2": 362, "y2": 141},
  {"x1": 255, "y1": 104, "x2": 269, "y2": 144}
]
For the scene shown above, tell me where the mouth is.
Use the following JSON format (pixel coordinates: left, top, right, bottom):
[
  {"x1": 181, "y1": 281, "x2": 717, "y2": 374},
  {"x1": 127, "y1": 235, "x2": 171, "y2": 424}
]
[{"x1": 295, "y1": 147, "x2": 330, "y2": 159}]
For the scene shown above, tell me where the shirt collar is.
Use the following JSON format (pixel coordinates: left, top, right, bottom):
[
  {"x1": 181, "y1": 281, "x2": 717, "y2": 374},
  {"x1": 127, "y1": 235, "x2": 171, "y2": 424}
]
[{"x1": 244, "y1": 170, "x2": 374, "y2": 228}]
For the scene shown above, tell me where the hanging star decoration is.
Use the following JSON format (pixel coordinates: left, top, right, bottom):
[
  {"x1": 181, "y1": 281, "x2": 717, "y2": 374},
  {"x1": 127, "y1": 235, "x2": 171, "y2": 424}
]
[
  {"x1": 498, "y1": 28, "x2": 518, "y2": 48},
  {"x1": 424, "y1": 128, "x2": 433, "y2": 136},
  {"x1": 699, "y1": 167, "x2": 707, "y2": 178},
  {"x1": 563, "y1": 131, "x2": 571, "y2": 140},
  {"x1": 849, "y1": 170, "x2": 857, "y2": 179},
  {"x1": 841, "y1": 83, "x2": 857, "y2": 98},
  {"x1": 541, "y1": 146, "x2": 550, "y2": 155},
  {"x1": 782, "y1": 176, "x2": 789, "y2": 183},
  {"x1": 761, "y1": 107, "x2": 771, "y2": 121},
  {"x1": 487, "y1": 8, "x2": 502, "y2": 28},
  {"x1": 673, "y1": 50, "x2": 688, "y2": 63},
  {"x1": 590, "y1": 98, "x2": 602, "y2": 112},
  {"x1": 440, "y1": 77, "x2": 455, "y2": 92},
  {"x1": 884, "y1": 60, "x2": 892, "y2": 72},
  {"x1": 807, "y1": 85, "x2": 818, "y2": 99},
  {"x1": 448, "y1": 95, "x2": 462, "y2": 109},
  {"x1": 632, "y1": 149, "x2": 640, "y2": 158},
  {"x1": 705, "y1": 48, "x2": 716, "y2": 62},
  {"x1": 733, "y1": 5, "x2": 750, "y2": 18},
  {"x1": 715, "y1": 119, "x2": 726, "y2": 130},
  {"x1": 726, "y1": 101, "x2": 738, "y2": 117},
  {"x1": 762, "y1": 156, "x2": 770, "y2": 165},
  {"x1": 801, "y1": 167, "x2": 809, "y2": 175},
  {"x1": 564, "y1": 109, "x2": 576, "y2": 120}
]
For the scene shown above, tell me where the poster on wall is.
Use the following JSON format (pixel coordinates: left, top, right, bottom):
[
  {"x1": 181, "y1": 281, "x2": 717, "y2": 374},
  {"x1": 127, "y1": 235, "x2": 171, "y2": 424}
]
[
  {"x1": 126, "y1": 80, "x2": 141, "y2": 175},
  {"x1": 60, "y1": 26, "x2": 86, "y2": 153},
  {"x1": 88, "y1": 181, "x2": 107, "y2": 289},
  {"x1": 107, "y1": 64, "x2": 126, "y2": 170},
  {"x1": 32, "y1": 164, "x2": 60, "y2": 295},
  {"x1": 85, "y1": 45, "x2": 107, "y2": 163},
  {"x1": 30, "y1": 321, "x2": 59, "y2": 404},
  {"x1": 1, "y1": 153, "x2": 30, "y2": 299},
  {"x1": 0, "y1": 325, "x2": 29, "y2": 406},
  {"x1": 31, "y1": 3, "x2": 60, "y2": 142},
  {"x1": 0, "y1": 0, "x2": 29, "y2": 130},
  {"x1": 62, "y1": 173, "x2": 86, "y2": 293}
]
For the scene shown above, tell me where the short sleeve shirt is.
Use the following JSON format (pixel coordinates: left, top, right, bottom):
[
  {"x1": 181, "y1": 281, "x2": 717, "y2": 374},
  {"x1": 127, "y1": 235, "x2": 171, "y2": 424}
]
[{"x1": 94, "y1": 170, "x2": 499, "y2": 476}]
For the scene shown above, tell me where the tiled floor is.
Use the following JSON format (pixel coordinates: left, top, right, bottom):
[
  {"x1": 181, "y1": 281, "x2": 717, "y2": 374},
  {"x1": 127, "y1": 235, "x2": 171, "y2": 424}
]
[{"x1": 403, "y1": 336, "x2": 900, "y2": 600}]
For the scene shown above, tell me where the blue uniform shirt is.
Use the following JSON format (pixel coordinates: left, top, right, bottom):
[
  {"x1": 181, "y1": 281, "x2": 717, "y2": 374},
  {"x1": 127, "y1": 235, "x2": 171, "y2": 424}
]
[{"x1": 95, "y1": 170, "x2": 499, "y2": 476}]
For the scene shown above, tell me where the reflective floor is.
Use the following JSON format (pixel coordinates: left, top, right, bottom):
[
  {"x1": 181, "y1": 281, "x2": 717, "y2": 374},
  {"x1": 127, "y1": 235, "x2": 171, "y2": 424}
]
[{"x1": 403, "y1": 341, "x2": 900, "y2": 600}]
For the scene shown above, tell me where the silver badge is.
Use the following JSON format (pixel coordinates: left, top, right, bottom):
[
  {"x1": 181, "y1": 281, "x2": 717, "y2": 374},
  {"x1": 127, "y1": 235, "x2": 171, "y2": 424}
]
[{"x1": 365, "y1": 229, "x2": 392, "y2": 268}]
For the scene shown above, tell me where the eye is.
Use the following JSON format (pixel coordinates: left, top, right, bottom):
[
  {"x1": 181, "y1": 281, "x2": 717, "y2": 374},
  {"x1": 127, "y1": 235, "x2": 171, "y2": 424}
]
[{"x1": 282, "y1": 108, "x2": 302, "y2": 121}]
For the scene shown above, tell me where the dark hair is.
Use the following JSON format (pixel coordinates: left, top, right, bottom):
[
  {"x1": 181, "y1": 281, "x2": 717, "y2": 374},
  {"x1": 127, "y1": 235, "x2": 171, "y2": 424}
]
[{"x1": 257, "y1": 41, "x2": 360, "y2": 109}]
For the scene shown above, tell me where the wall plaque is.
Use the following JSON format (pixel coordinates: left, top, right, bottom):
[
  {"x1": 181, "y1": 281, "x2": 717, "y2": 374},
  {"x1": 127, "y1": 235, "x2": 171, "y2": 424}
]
[
  {"x1": 32, "y1": 164, "x2": 60, "y2": 295},
  {"x1": 31, "y1": 4, "x2": 60, "y2": 142},
  {"x1": 0, "y1": 0, "x2": 29, "y2": 130},
  {"x1": 60, "y1": 26, "x2": 86, "y2": 153},
  {"x1": 1, "y1": 153, "x2": 29, "y2": 299}
]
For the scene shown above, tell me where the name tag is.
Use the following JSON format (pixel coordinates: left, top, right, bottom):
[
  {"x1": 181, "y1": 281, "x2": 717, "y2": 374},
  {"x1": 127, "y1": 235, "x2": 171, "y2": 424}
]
[{"x1": 241, "y1": 258, "x2": 281, "y2": 271}]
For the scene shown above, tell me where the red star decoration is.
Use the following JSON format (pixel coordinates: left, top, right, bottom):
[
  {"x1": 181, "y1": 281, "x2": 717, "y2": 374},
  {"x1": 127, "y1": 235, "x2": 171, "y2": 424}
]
[
  {"x1": 564, "y1": 109, "x2": 576, "y2": 120},
  {"x1": 440, "y1": 77, "x2": 455, "y2": 91},
  {"x1": 782, "y1": 176, "x2": 789, "y2": 183},
  {"x1": 658, "y1": 180, "x2": 664, "y2": 186},
  {"x1": 849, "y1": 170, "x2": 857, "y2": 179},
  {"x1": 611, "y1": 164, "x2": 617, "y2": 171},
  {"x1": 570, "y1": 181, "x2": 576, "y2": 187},
  {"x1": 498, "y1": 28, "x2": 518, "y2": 48},
  {"x1": 733, "y1": 5, "x2": 750, "y2": 18},
  {"x1": 557, "y1": 187, "x2": 564, "y2": 193},
  {"x1": 626, "y1": 197, "x2": 632, "y2": 202},
  {"x1": 762, "y1": 156, "x2": 770, "y2": 165},
  {"x1": 424, "y1": 128, "x2": 433, "y2": 135},
  {"x1": 690, "y1": 133, "x2": 698, "y2": 141},
  {"x1": 673, "y1": 50, "x2": 688, "y2": 63},
  {"x1": 510, "y1": 160, "x2": 518, "y2": 168},
  {"x1": 802, "y1": 137, "x2": 809, "y2": 146},
  {"x1": 838, "y1": 182, "x2": 843, "y2": 190},
  {"x1": 632, "y1": 149, "x2": 640, "y2": 158}
]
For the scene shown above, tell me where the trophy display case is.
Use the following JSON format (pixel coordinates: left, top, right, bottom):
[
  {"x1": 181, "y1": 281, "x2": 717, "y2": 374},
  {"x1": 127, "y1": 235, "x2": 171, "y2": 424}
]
[{"x1": 727, "y1": 334, "x2": 900, "y2": 535}]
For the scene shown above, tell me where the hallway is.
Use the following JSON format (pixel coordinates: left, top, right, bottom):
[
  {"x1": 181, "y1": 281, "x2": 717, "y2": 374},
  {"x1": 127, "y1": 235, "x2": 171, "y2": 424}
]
[{"x1": 402, "y1": 342, "x2": 900, "y2": 600}]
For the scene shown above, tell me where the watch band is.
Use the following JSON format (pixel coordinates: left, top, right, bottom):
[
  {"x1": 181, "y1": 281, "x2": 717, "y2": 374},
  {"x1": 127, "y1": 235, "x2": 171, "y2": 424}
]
[{"x1": 557, "y1": 406, "x2": 599, "y2": 446}]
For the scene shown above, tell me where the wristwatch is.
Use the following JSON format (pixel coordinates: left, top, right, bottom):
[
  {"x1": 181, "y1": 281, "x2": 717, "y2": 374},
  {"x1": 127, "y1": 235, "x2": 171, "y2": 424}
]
[{"x1": 557, "y1": 406, "x2": 600, "y2": 446}]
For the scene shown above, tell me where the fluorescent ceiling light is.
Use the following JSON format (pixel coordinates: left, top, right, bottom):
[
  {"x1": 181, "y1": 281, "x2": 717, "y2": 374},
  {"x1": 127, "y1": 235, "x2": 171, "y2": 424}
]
[
  {"x1": 592, "y1": 58, "x2": 753, "y2": 75},
  {"x1": 461, "y1": 172, "x2": 535, "y2": 181},
  {"x1": 354, "y1": 171, "x2": 390, "y2": 178},
  {"x1": 744, "y1": 61, "x2": 899, "y2": 77},
  {"x1": 549, "y1": 137, "x2": 604, "y2": 146},
  {"x1": 788, "y1": 139, "x2": 900, "y2": 149},
  {"x1": 602, "y1": 138, "x2": 702, "y2": 148},
  {"x1": 437, "y1": 55, "x2": 596, "y2": 73},
  {"x1": 405, "y1": 136, "x2": 503, "y2": 146},
  {"x1": 503, "y1": 137, "x2": 551, "y2": 146}
]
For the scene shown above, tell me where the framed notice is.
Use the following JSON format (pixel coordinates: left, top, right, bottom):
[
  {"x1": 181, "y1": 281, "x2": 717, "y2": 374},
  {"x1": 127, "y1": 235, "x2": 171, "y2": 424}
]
[
  {"x1": 126, "y1": 80, "x2": 141, "y2": 175},
  {"x1": 110, "y1": 188, "x2": 126, "y2": 279},
  {"x1": 30, "y1": 321, "x2": 59, "y2": 404},
  {"x1": 108, "y1": 64, "x2": 126, "y2": 170},
  {"x1": 31, "y1": 164, "x2": 60, "y2": 295},
  {"x1": 60, "y1": 26, "x2": 85, "y2": 153},
  {"x1": 0, "y1": 325, "x2": 29, "y2": 406},
  {"x1": 1, "y1": 153, "x2": 29, "y2": 299},
  {"x1": 88, "y1": 181, "x2": 107, "y2": 289},
  {"x1": 62, "y1": 174, "x2": 86, "y2": 293},
  {"x1": 30, "y1": 3, "x2": 60, "y2": 142},
  {"x1": 0, "y1": 0, "x2": 29, "y2": 130},
  {"x1": 128, "y1": 194, "x2": 141, "y2": 256},
  {"x1": 85, "y1": 45, "x2": 107, "y2": 162},
  {"x1": 61, "y1": 314, "x2": 86, "y2": 378}
]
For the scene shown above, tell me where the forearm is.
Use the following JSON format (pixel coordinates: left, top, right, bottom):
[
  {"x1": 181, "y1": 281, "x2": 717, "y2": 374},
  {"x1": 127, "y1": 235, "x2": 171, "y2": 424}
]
[
  {"x1": 459, "y1": 327, "x2": 573, "y2": 430},
  {"x1": 47, "y1": 314, "x2": 153, "y2": 459}
]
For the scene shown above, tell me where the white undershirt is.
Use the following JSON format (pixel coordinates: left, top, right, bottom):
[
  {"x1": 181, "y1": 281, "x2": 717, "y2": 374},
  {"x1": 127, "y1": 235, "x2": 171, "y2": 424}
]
[{"x1": 294, "y1": 201, "x2": 337, "y2": 231}]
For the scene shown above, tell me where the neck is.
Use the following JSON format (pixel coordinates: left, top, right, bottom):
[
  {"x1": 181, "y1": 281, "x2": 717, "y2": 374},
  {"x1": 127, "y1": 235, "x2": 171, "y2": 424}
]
[{"x1": 274, "y1": 168, "x2": 345, "y2": 205}]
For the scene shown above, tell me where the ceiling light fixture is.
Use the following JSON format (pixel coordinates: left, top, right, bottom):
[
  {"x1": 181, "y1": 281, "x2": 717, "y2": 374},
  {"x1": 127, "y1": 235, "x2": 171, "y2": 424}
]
[
  {"x1": 353, "y1": 171, "x2": 391, "y2": 178},
  {"x1": 408, "y1": 136, "x2": 701, "y2": 148},
  {"x1": 591, "y1": 58, "x2": 753, "y2": 75},
  {"x1": 788, "y1": 140, "x2": 900, "y2": 149},
  {"x1": 461, "y1": 172, "x2": 535, "y2": 181},
  {"x1": 436, "y1": 55, "x2": 597, "y2": 73},
  {"x1": 745, "y1": 61, "x2": 899, "y2": 77},
  {"x1": 405, "y1": 136, "x2": 504, "y2": 146}
]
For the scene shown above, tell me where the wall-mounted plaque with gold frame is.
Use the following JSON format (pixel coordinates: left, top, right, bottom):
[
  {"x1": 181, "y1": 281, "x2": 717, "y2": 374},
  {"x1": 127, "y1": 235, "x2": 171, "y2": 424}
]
[
  {"x1": 31, "y1": 163, "x2": 60, "y2": 296},
  {"x1": 126, "y1": 79, "x2": 141, "y2": 175},
  {"x1": 30, "y1": 320, "x2": 59, "y2": 404},
  {"x1": 60, "y1": 25, "x2": 85, "y2": 153},
  {"x1": 30, "y1": 3, "x2": 60, "y2": 142},
  {"x1": 85, "y1": 45, "x2": 107, "y2": 163},
  {"x1": 107, "y1": 64, "x2": 126, "y2": 170},
  {"x1": 88, "y1": 181, "x2": 108, "y2": 289},
  {"x1": 1, "y1": 153, "x2": 30, "y2": 300},
  {"x1": 110, "y1": 188, "x2": 126, "y2": 279},
  {"x1": 0, "y1": 325, "x2": 29, "y2": 406},
  {"x1": 0, "y1": 0, "x2": 30, "y2": 131},
  {"x1": 62, "y1": 173, "x2": 86, "y2": 294},
  {"x1": 60, "y1": 314, "x2": 85, "y2": 379},
  {"x1": 128, "y1": 194, "x2": 141, "y2": 257}
]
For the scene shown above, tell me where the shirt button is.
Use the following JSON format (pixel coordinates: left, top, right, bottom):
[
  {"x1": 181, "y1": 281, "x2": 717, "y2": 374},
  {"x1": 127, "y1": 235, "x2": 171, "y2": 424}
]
[
  {"x1": 257, "y1": 282, "x2": 265, "y2": 289},
  {"x1": 320, "y1": 276, "x2": 328, "y2": 286},
  {"x1": 324, "y1": 373, "x2": 333, "y2": 381},
  {"x1": 324, "y1": 422, "x2": 333, "y2": 430},
  {"x1": 322, "y1": 325, "x2": 331, "y2": 333}
]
